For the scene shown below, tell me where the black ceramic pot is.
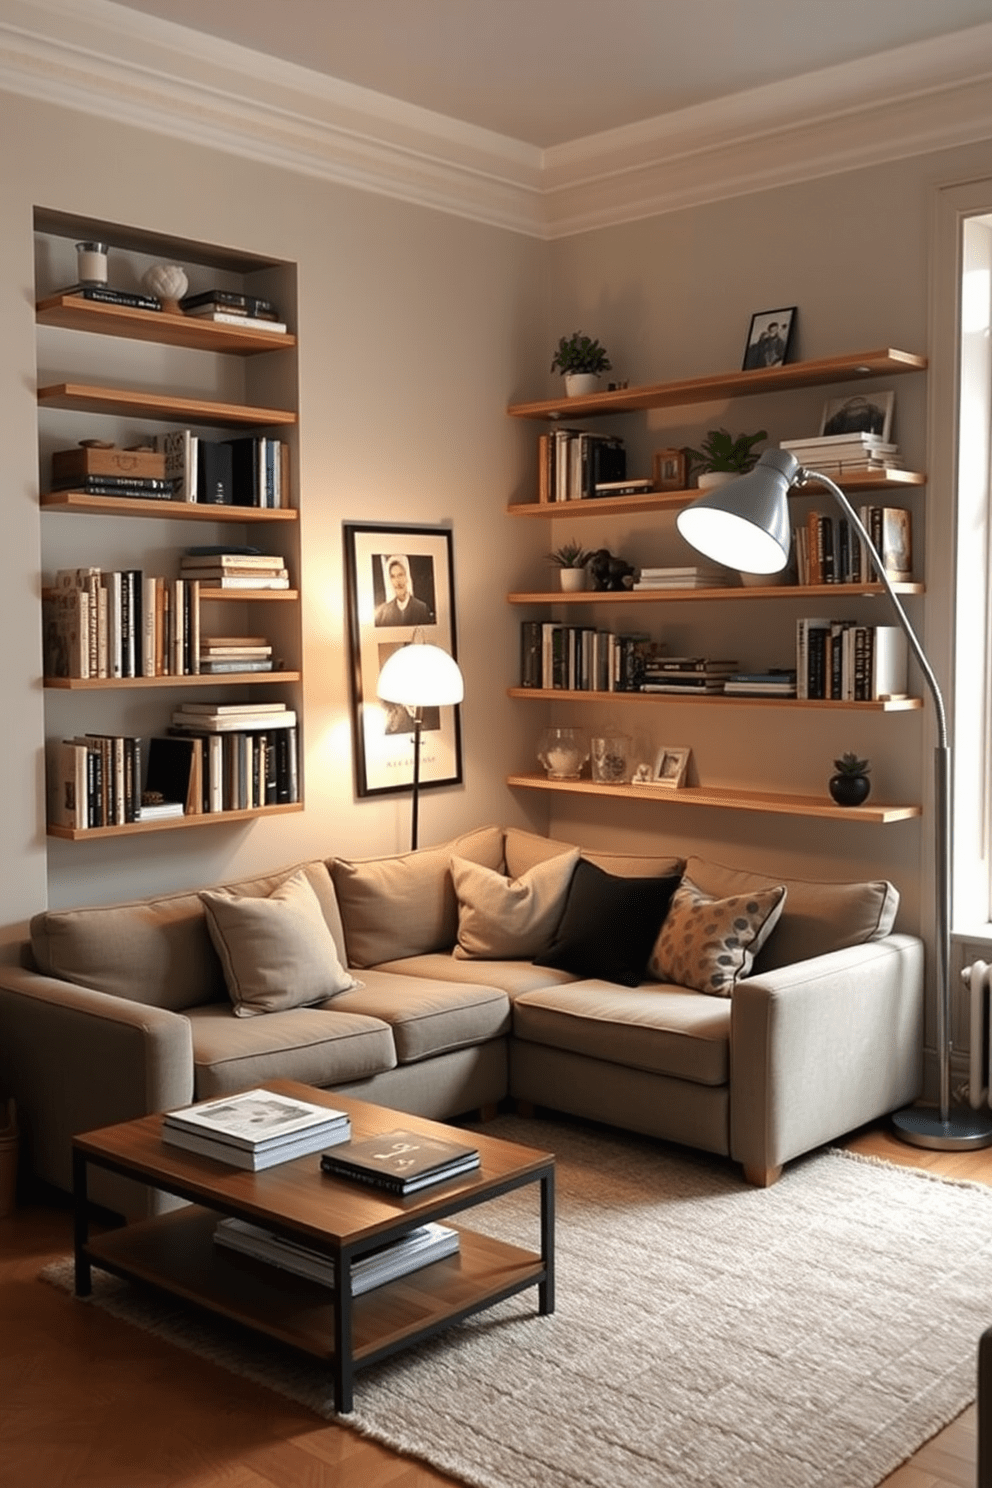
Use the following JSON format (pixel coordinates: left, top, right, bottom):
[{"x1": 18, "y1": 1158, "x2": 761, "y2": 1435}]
[{"x1": 829, "y1": 772, "x2": 871, "y2": 807}]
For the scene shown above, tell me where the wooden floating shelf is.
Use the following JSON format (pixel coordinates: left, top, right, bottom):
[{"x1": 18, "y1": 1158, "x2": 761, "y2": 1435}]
[
  {"x1": 507, "y1": 348, "x2": 927, "y2": 421},
  {"x1": 37, "y1": 383, "x2": 297, "y2": 428},
  {"x1": 41, "y1": 491, "x2": 297, "y2": 521},
  {"x1": 507, "y1": 773, "x2": 921, "y2": 823},
  {"x1": 507, "y1": 687, "x2": 922, "y2": 711},
  {"x1": 36, "y1": 294, "x2": 296, "y2": 355},
  {"x1": 45, "y1": 671, "x2": 300, "y2": 690},
  {"x1": 507, "y1": 468, "x2": 926, "y2": 518},
  {"x1": 508, "y1": 581, "x2": 924, "y2": 605},
  {"x1": 47, "y1": 801, "x2": 303, "y2": 841}
]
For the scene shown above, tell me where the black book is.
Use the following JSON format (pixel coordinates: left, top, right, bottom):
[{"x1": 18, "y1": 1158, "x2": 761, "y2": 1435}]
[
  {"x1": 520, "y1": 621, "x2": 542, "y2": 688},
  {"x1": 66, "y1": 285, "x2": 162, "y2": 312},
  {"x1": 180, "y1": 288, "x2": 277, "y2": 315},
  {"x1": 196, "y1": 440, "x2": 234, "y2": 506},
  {"x1": 225, "y1": 436, "x2": 262, "y2": 507},
  {"x1": 320, "y1": 1129, "x2": 480, "y2": 1194}
]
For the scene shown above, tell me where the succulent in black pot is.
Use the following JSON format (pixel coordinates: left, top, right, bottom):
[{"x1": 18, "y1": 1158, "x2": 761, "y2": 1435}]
[{"x1": 829, "y1": 752, "x2": 871, "y2": 807}]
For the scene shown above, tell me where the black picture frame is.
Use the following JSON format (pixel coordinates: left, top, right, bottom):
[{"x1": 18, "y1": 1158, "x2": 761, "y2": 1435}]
[
  {"x1": 742, "y1": 307, "x2": 796, "y2": 371},
  {"x1": 343, "y1": 523, "x2": 462, "y2": 799}
]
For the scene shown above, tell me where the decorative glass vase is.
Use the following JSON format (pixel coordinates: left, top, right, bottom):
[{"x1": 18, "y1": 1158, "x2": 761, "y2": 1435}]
[
  {"x1": 537, "y1": 726, "x2": 589, "y2": 780},
  {"x1": 590, "y1": 733, "x2": 632, "y2": 783}
]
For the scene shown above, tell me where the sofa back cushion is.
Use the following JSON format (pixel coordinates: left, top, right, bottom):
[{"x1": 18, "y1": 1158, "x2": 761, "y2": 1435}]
[
  {"x1": 683, "y1": 855, "x2": 899, "y2": 972},
  {"x1": 330, "y1": 825, "x2": 505, "y2": 968},
  {"x1": 29, "y1": 860, "x2": 346, "y2": 1012},
  {"x1": 451, "y1": 849, "x2": 580, "y2": 960},
  {"x1": 504, "y1": 826, "x2": 683, "y2": 882}
]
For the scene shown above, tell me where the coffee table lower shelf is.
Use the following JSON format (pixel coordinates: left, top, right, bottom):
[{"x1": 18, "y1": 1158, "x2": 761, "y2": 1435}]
[{"x1": 84, "y1": 1205, "x2": 545, "y2": 1370}]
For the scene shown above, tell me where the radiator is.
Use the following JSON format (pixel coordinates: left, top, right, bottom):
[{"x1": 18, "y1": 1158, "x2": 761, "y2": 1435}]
[{"x1": 964, "y1": 960, "x2": 992, "y2": 1108}]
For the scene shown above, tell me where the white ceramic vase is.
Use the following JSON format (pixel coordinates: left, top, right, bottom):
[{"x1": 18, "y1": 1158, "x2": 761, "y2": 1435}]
[
  {"x1": 696, "y1": 470, "x2": 736, "y2": 491},
  {"x1": 564, "y1": 372, "x2": 600, "y2": 397},
  {"x1": 559, "y1": 567, "x2": 587, "y2": 591}
]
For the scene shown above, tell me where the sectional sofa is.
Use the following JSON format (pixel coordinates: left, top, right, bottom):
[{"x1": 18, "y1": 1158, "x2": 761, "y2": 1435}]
[{"x1": 0, "y1": 823, "x2": 924, "y2": 1217}]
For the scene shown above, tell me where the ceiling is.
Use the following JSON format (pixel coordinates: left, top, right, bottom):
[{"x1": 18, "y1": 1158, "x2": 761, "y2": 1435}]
[{"x1": 107, "y1": 0, "x2": 992, "y2": 148}]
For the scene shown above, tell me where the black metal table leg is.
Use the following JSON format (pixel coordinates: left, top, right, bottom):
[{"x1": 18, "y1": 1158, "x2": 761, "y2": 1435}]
[
  {"x1": 333, "y1": 1245, "x2": 354, "y2": 1413},
  {"x1": 72, "y1": 1147, "x2": 92, "y2": 1297},
  {"x1": 539, "y1": 1165, "x2": 555, "y2": 1314}
]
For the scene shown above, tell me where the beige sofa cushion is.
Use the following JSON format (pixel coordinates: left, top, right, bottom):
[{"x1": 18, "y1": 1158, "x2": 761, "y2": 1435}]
[
  {"x1": 372, "y1": 951, "x2": 580, "y2": 997},
  {"x1": 451, "y1": 849, "x2": 579, "y2": 960},
  {"x1": 504, "y1": 826, "x2": 683, "y2": 882},
  {"x1": 684, "y1": 855, "x2": 899, "y2": 972},
  {"x1": 28, "y1": 860, "x2": 344, "y2": 1013},
  {"x1": 513, "y1": 982, "x2": 731, "y2": 1086},
  {"x1": 187, "y1": 1003, "x2": 396, "y2": 1099},
  {"x1": 330, "y1": 825, "x2": 504, "y2": 968},
  {"x1": 200, "y1": 869, "x2": 359, "y2": 1017},
  {"x1": 331, "y1": 968, "x2": 510, "y2": 1064},
  {"x1": 648, "y1": 877, "x2": 787, "y2": 995}
]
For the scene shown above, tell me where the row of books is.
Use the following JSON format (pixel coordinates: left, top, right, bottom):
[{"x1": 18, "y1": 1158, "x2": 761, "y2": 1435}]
[
  {"x1": 796, "y1": 619, "x2": 908, "y2": 701},
  {"x1": 214, "y1": 1217, "x2": 460, "y2": 1292},
  {"x1": 48, "y1": 733, "x2": 143, "y2": 828},
  {"x1": 520, "y1": 621, "x2": 659, "y2": 692},
  {"x1": 795, "y1": 505, "x2": 912, "y2": 586},
  {"x1": 639, "y1": 657, "x2": 738, "y2": 694},
  {"x1": 157, "y1": 432, "x2": 290, "y2": 508},
  {"x1": 537, "y1": 428, "x2": 626, "y2": 502},
  {"x1": 167, "y1": 705, "x2": 300, "y2": 812},
  {"x1": 162, "y1": 1089, "x2": 349, "y2": 1170},
  {"x1": 44, "y1": 567, "x2": 202, "y2": 679}
]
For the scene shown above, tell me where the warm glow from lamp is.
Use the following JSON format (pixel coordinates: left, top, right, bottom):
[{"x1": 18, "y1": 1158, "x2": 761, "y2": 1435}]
[{"x1": 377, "y1": 643, "x2": 464, "y2": 709}]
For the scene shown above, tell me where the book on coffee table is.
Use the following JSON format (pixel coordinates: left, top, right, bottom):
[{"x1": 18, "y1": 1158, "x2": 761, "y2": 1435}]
[
  {"x1": 163, "y1": 1088, "x2": 350, "y2": 1170},
  {"x1": 213, "y1": 1216, "x2": 460, "y2": 1290},
  {"x1": 320, "y1": 1128, "x2": 480, "y2": 1193}
]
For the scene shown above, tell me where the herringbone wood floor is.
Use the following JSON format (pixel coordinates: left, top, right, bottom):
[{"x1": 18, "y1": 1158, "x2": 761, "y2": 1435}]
[{"x1": 2, "y1": 1122, "x2": 988, "y2": 1488}]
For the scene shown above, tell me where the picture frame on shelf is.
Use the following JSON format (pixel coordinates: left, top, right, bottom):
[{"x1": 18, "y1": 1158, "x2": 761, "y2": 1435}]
[
  {"x1": 652, "y1": 746, "x2": 691, "y2": 789},
  {"x1": 819, "y1": 389, "x2": 894, "y2": 441},
  {"x1": 652, "y1": 447, "x2": 688, "y2": 492},
  {"x1": 343, "y1": 522, "x2": 462, "y2": 799},
  {"x1": 742, "y1": 307, "x2": 796, "y2": 370}
]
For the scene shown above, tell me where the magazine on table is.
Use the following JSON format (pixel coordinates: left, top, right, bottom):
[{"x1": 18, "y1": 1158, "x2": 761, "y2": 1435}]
[
  {"x1": 163, "y1": 1088, "x2": 350, "y2": 1150},
  {"x1": 163, "y1": 1121, "x2": 350, "y2": 1170},
  {"x1": 213, "y1": 1217, "x2": 460, "y2": 1290}
]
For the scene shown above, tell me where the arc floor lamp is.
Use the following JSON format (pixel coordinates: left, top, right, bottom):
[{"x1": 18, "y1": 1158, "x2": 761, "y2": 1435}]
[
  {"x1": 677, "y1": 446, "x2": 992, "y2": 1151},
  {"x1": 376, "y1": 641, "x2": 464, "y2": 852}
]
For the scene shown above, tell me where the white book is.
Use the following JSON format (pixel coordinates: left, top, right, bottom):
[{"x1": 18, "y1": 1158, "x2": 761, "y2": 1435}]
[
  {"x1": 185, "y1": 309, "x2": 288, "y2": 333},
  {"x1": 214, "y1": 1219, "x2": 459, "y2": 1291},
  {"x1": 142, "y1": 574, "x2": 157, "y2": 678},
  {"x1": 872, "y1": 625, "x2": 909, "y2": 699},
  {"x1": 163, "y1": 1121, "x2": 349, "y2": 1170},
  {"x1": 178, "y1": 701, "x2": 287, "y2": 715},
  {"x1": 181, "y1": 553, "x2": 286, "y2": 570},
  {"x1": 164, "y1": 1088, "x2": 349, "y2": 1148},
  {"x1": 172, "y1": 711, "x2": 297, "y2": 733}
]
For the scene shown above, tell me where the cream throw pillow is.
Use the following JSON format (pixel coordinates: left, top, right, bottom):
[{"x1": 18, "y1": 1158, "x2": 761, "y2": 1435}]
[
  {"x1": 200, "y1": 868, "x2": 359, "y2": 1017},
  {"x1": 452, "y1": 848, "x2": 580, "y2": 960},
  {"x1": 649, "y1": 875, "x2": 787, "y2": 996}
]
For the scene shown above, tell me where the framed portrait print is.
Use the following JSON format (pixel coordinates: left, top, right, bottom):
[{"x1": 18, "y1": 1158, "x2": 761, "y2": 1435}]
[
  {"x1": 652, "y1": 447, "x2": 688, "y2": 492},
  {"x1": 742, "y1": 307, "x2": 796, "y2": 371},
  {"x1": 819, "y1": 389, "x2": 894, "y2": 442},
  {"x1": 343, "y1": 523, "x2": 462, "y2": 798},
  {"x1": 652, "y1": 746, "x2": 691, "y2": 789}
]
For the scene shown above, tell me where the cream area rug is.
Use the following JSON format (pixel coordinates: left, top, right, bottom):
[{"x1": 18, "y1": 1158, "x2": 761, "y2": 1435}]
[{"x1": 44, "y1": 1116, "x2": 992, "y2": 1488}]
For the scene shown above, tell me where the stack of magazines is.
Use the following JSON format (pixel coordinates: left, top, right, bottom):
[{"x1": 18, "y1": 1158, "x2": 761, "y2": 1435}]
[
  {"x1": 213, "y1": 1217, "x2": 460, "y2": 1292},
  {"x1": 162, "y1": 1088, "x2": 350, "y2": 1170},
  {"x1": 320, "y1": 1128, "x2": 480, "y2": 1194}
]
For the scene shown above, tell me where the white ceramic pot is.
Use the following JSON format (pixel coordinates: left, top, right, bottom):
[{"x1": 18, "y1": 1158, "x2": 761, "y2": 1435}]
[
  {"x1": 564, "y1": 372, "x2": 600, "y2": 397},
  {"x1": 559, "y1": 567, "x2": 587, "y2": 591},
  {"x1": 696, "y1": 470, "x2": 736, "y2": 491}
]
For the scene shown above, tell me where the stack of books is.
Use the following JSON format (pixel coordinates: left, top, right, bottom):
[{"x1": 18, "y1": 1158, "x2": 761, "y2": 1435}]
[
  {"x1": 723, "y1": 669, "x2": 798, "y2": 697},
  {"x1": 64, "y1": 284, "x2": 162, "y2": 312},
  {"x1": 179, "y1": 288, "x2": 287, "y2": 333},
  {"x1": 213, "y1": 1217, "x2": 460, "y2": 1292},
  {"x1": 199, "y1": 635, "x2": 274, "y2": 675},
  {"x1": 320, "y1": 1128, "x2": 481, "y2": 1194},
  {"x1": 171, "y1": 701, "x2": 297, "y2": 735},
  {"x1": 538, "y1": 428, "x2": 626, "y2": 502},
  {"x1": 631, "y1": 566, "x2": 728, "y2": 590},
  {"x1": 179, "y1": 551, "x2": 290, "y2": 590},
  {"x1": 162, "y1": 1088, "x2": 350, "y2": 1170},
  {"x1": 638, "y1": 657, "x2": 738, "y2": 694},
  {"x1": 780, "y1": 433, "x2": 904, "y2": 475}
]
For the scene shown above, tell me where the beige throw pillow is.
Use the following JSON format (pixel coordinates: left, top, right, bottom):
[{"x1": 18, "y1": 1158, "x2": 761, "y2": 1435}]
[
  {"x1": 649, "y1": 876, "x2": 787, "y2": 996},
  {"x1": 452, "y1": 848, "x2": 580, "y2": 960},
  {"x1": 200, "y1": 868, "x2": 359, "y2": 1017}
]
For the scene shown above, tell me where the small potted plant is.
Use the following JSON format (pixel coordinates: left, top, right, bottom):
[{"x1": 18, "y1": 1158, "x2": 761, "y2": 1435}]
[
  {"x1": 685, "y1": 428, "x2": 767, "y2": 490},
  {"x1": 550, "y1": 332, "x2": 612, "y2": 397},
  {"x1": 549, "y1": 541, "x2": 591, "y2": 591},
  {"x1": 829, "y1": 752, "x2": 871, "y2": 807}
]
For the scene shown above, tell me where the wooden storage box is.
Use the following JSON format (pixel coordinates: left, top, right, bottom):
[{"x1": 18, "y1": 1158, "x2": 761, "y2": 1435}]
[{"x1": 52, "y1": 446, "x2": 166, "y2": 482}]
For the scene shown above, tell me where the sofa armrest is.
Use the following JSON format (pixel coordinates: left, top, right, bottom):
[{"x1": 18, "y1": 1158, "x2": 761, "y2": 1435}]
[
  {"x1": 0, "y1": 962, "x2": 194, "y2": 1200},
  {"x1": 729, "y1": 934, "x2": 924, "y2": 1181}
]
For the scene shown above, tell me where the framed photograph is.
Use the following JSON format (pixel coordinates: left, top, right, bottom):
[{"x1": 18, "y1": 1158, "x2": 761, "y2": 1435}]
[
  {"x1": 742, "y1": 307, "x2": 796, "y2": 371},
  {"x1": 652, "y1": 746, "x2": 691, "y2": 789},
  {"x1": 343, "y1": 523, "x2": 462, "y2": 799},
  {"x1": 652, "y1": 447, "x2": 688, "y2": 492},
  {"x1": 819, "y1": 389, "x2": 894, "y2": 441}
]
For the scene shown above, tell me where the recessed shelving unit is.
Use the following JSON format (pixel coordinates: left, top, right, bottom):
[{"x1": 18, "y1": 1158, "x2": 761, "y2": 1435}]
[{"x1": 505, "y1": 346, "x2": 929, "y2": 823}]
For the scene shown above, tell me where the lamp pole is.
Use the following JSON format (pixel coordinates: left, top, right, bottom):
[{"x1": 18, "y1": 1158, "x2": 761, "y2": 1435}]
[{"x1": 410, "y1": 710, "x2": 423, "y2": 852}]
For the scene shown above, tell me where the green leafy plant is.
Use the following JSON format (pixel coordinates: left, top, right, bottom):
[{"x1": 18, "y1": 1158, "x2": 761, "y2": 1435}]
[
  {"x1": 550, "y1": 332, "x2": 612, "y2": 377},
  {"x1": 833, "y1": 752, "x2": 871, "y2": 776},
  {"x1": 548, "y1": 541, "x2": 591, "y2": 569},
  {"x1": 685, "y1": 427, "x2": 767, "y2": 476}
]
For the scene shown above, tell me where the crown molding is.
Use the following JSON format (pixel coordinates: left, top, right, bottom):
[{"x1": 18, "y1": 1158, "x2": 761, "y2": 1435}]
[{"x1": 1, "y1": 0, "x2": 991, "y2": 240}]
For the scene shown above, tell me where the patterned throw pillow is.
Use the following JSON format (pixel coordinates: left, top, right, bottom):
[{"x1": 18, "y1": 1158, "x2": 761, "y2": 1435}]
[{"x1": 648, "y1": 876, "x2": 787, "y2": 996}]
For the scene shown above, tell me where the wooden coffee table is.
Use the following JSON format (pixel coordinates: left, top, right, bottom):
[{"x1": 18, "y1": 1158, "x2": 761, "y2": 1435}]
[{"x1": 72, "y1": 1079, "x2": 555, "y2": 1412}]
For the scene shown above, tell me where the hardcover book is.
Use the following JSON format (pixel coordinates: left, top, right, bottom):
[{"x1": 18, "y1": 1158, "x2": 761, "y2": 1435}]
[
  {"x1": 164, "y1": 1088, "x2": 349, "y2": 1148},
  {"x1": 320, "y1": 1128, "x2": 480, "y2": 1193}
]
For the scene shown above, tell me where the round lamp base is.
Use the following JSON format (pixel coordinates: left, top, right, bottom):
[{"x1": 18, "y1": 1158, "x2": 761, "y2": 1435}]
[{"x1": 891, "y1": 1103, "x2": 992, "y2": 1151}]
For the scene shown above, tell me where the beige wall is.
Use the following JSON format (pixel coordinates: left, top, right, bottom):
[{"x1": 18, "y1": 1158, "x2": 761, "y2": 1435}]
[{"x1": 2, "y1": 77, "x2": 992, "y2": 971}]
